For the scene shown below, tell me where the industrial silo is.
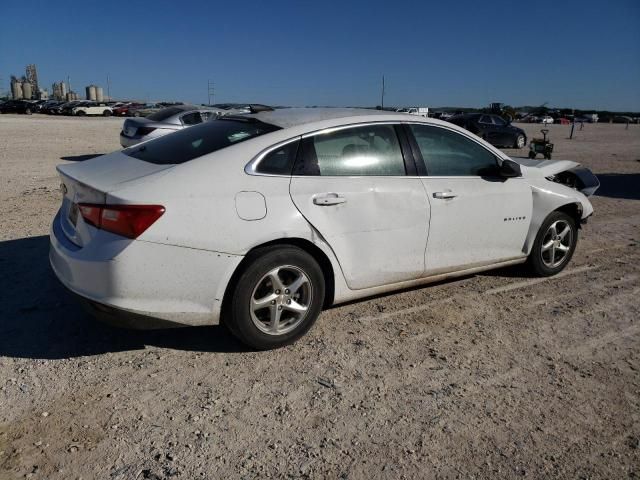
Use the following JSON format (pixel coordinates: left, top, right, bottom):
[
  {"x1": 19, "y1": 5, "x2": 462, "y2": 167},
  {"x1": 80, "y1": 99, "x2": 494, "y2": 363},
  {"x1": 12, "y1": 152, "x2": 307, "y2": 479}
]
[
  {"x1": 11, "y1": 79, "x2": 23, "y2": 99},
  {"x1": 95, "y1": 86, "x2": 104, "y2": 102},
  {"x1": 22, "y1": 82, "x2": 33, "y2": 99},
  {"x1": 86, "y1": 85, "x2": 97, "y2": 101}
]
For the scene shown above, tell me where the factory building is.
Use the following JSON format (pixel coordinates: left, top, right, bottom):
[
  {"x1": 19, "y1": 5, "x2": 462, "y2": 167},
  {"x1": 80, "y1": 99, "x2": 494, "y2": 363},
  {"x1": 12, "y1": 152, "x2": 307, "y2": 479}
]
[
  {"x1": 25, "y1": 64, "x2": 39, "y2": 94},
  {"x1": 11, "y1": 77, "x2": 23, "y2": 99},
  {"x1": 52, "y1": 81, "x2": 68, "y2": 100},
  {"x1": 85, "y1": 84, "x2": 105, "y2": 102}
]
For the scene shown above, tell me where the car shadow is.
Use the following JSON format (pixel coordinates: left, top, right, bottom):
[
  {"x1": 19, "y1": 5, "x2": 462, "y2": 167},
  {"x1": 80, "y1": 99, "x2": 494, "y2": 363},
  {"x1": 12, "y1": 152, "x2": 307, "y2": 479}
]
[
  {"x1": 59, "y1": 154, "x2": 104, "y2": 162},
  {"x1": 595, "y1": 173, "x2": 640, "y2": 200},
  {"x1": 0, "y1": 235, "x2": 248, "y2": 360}
]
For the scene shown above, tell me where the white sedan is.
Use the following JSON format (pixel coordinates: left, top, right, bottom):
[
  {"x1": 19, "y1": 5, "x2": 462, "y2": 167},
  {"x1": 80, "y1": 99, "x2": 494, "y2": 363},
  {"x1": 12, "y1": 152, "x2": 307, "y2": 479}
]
[{"x1": 50, "y1": 108, "x2": 599, "y2": 349}]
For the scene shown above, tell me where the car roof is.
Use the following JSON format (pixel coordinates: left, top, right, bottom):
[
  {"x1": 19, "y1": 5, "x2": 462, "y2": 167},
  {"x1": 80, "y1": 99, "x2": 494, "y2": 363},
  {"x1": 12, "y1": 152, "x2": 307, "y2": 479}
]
[{"x1": 244, "y1": 107, "x2": 418, "y2": 129}]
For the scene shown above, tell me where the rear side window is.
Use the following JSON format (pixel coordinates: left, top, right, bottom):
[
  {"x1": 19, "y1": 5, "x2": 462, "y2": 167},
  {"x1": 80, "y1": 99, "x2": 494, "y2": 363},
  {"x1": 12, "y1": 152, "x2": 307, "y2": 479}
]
[
  {"x1": 479, "y1": 115, "x2": 493, "y2": 124},
  {"x1": 409, "y1": 124, "x2": 498, "y2": 176},
  {"x1": 125, "y1": 119, "x2": 281, "y2": 164},
  {"x1": 180, "y1": 112, "x2": 202, "y2": 126},
  {"x1": 294, "y1": 124, "x2": 405, "y2": 176},
  {"x1": 256, "y1": 140, "x2": 300, "y2": 175}
]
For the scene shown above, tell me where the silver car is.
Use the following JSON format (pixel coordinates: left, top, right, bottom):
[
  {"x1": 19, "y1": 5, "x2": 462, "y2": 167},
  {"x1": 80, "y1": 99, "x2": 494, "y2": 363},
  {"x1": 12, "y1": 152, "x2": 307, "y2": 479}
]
[{"x1": 119, "y1": 105, "x2": 225, "y2": 147}]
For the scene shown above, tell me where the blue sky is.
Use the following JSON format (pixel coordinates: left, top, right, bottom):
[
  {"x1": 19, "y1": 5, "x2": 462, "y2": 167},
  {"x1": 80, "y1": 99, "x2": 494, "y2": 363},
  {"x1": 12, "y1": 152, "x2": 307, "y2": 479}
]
[{"x1": 2, "y1": 0, "x2": 639, "y2": 110}]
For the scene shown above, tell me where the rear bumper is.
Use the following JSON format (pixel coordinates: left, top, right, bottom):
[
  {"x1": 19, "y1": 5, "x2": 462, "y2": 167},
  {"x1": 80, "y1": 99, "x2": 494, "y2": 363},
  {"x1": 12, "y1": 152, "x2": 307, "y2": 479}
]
[{"x1": 49, "y1": 211, "x2": 243, "y2": 327}]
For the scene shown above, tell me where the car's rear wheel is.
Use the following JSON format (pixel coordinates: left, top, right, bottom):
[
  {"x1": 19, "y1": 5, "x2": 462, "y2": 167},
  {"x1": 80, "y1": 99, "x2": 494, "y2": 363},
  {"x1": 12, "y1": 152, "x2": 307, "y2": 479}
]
[
  {"x1": 514, "y1": 134, "x2": 526, "y2": 149},
  {"x1": 76, "y1": 110, "x2": 86, "y2": 116},
  {"x1": 103, "y1": 110, "x2": 112, "y2": 117},
  {"x1": 226, "y1": 246, "x2": 325, "y2": 350},
  {"x1": 25, "y1": 108, "x2": 32, "y2": 115},
  {"x1": 528, "y1": 210, "x2": 578, "y2": 276}
]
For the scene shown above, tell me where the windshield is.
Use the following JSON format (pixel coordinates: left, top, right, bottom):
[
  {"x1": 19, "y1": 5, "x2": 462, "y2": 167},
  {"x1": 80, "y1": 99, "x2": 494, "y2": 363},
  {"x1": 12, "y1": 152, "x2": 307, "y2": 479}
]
[
  {"x1": 124, "y1": 118, "x2": 281, "y2": 165},
  {"x1": 147, "y1": 106, "x2": 187, "y2": 121}
]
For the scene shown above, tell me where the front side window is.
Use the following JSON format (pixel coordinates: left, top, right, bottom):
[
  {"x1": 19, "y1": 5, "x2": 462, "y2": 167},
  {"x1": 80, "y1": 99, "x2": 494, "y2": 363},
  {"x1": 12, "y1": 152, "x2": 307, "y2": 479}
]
[
  {"x1": 409, "y1": 124, "x2": 498, "y2": 176},
  {"x1": 479, "y1": 115, "x2": 493, "y2": 124},
  {"x1": 294, "y1": 124, "x2": 405, "y2": 176},
  {"x1": 492, "y1": 115, "x2": 506, "y2": 126}
]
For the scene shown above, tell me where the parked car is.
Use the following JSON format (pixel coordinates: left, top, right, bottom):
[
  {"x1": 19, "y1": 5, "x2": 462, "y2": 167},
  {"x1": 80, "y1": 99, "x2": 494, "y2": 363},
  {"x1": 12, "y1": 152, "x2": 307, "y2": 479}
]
[
  {"x1": 40, "y1": 100, "x2": 64, "y2": 114},
  {"x1": 113, "y1": 103, "x2": 145, "y2": 116},
  {"x1": 130, "y1": 103, "x2": 163, "y2": 117},
  {"x1": 119, "y1": 105, "x2": 225, "y2": 147},
  {"x1": 51, "y1": 108, "x2": 599, "y2": 349},
  {"x1": 541, "y1": 116, "x2": 554, "y2": 124},
  {"x1": 446, "y1": 113, "x2": 527, "y2": 148},
  {"x1": 0, "y1": 99, "x2": 37, "y2": 114},
  {"x1": 51, "y1": 100, "x2": 84, "y2": 115},
  {"x1": 396, "y1": 107, "x2": 429, "y2": 117},
  {"x1": 72, "y1": 102, "x2": 113, "y2": 116}
]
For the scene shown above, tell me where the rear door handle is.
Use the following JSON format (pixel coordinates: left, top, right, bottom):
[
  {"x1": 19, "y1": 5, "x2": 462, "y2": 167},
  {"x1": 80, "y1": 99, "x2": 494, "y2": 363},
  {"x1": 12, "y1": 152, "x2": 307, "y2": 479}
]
[
  {"x1": 313, "y1": 193, "x2": 347, "y2": 206},
  {"x1": 433, "y1": 191, "x2": 457, "y2": 199}
]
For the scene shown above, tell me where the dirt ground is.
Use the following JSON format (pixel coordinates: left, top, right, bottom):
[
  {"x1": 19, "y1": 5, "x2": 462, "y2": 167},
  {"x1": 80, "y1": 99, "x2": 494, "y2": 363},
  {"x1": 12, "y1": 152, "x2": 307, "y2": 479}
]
[{"x1": 0, "y1": 114, "x2": 639, "y2": 479}]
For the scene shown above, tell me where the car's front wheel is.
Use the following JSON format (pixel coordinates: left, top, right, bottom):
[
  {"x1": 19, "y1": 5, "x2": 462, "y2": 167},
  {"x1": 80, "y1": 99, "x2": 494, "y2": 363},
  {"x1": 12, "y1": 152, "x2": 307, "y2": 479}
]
[
  {"x1": 226, "y1": 246, "x2": 325, "y2": 349},
  {"x1": 103, "y1": 110, "x2": 112, "y2": 117},
  {"x1": 514, "y1": 134, "x2": 526, "y2": 149},
  {"x1": 528, "y1": 210, "x2": 578, "y2": 276}
]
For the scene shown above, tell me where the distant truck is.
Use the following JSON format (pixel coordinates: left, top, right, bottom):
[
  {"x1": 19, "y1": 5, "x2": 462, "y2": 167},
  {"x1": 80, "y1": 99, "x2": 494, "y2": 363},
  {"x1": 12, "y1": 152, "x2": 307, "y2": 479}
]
[{"x1": 396, "y1": 107, "x2": 429, "y2": 117}]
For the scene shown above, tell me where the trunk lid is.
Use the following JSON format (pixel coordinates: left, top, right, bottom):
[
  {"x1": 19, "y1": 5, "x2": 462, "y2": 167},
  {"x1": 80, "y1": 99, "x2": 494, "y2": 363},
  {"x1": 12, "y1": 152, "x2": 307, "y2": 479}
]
[{"x1": 56, "y1": 151, "x2": 173, "y2": 247}]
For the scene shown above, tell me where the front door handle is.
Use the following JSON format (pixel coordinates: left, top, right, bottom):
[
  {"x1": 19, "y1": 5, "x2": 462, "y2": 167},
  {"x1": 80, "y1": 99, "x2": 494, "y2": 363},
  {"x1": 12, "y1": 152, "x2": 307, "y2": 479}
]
[
  {"x1": 313, "y1": 193, "x2": 347, "y2": 206},
  {"x1": 433, "y1": 191, "x2": 457, "y2": 199}
]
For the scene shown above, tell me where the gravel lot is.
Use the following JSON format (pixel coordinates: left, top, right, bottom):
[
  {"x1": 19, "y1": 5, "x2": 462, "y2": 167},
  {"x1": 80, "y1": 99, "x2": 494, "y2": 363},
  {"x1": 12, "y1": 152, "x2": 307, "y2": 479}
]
[{"x1": 0, "y1": 114, "x2": 639, "y2": 479}]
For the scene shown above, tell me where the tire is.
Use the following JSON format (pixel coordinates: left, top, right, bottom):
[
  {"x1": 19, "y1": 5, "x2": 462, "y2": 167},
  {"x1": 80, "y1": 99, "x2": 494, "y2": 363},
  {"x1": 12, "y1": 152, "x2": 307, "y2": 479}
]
[
  {"x1": 528, "y1": 210, "x2": 578, "y2": 277},
  {"x1": 133, "y1": 111, "x2": 141, "y2": 117},
  {"x1": 528, "y1": 151, "x2": 536, "y2": 159},
  {"x1": 514, "y1": 134, "x2": 526, "y2": 149},
  {"x1": 76, "y1": 110, "x2": 86, "y2": 116},
  {"x1": 226, "y1": 246, "x2": 325, "y2": 350},
  {"x1": 25, "y1": 108, "x2": 32, "y2": 115},
  {"x1": 103, "y1": 110, "x2": 112, "y2": 117}
]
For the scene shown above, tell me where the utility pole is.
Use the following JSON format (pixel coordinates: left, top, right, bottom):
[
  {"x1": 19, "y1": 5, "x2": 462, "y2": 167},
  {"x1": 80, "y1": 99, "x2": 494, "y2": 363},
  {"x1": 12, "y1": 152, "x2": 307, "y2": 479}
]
[
  {"x1": 67, "y1": 75, "x2": 71, "y2": 94},
  {"x1": 106, "y1": 74, "x2": 111, "y2": 101},
  {"x1": 207, "y1": 79, "x2": 215, "y2": 106},
  {"x1": 381, "y1": 75, "x2": 385, "y2": 109}
]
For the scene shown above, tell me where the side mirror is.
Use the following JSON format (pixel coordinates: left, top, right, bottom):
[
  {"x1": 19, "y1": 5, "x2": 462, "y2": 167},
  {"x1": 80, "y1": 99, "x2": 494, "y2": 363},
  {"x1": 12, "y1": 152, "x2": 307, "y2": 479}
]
[{"x1": 499, "y1": 159, "x2": 522, "y2": 178}]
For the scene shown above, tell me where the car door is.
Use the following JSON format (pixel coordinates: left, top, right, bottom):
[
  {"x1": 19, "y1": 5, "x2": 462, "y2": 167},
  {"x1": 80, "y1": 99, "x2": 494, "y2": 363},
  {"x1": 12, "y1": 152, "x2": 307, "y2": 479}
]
[
  {"x1": 478, "y1": 115, "x2": 499, "y2": 144},
  {"x1": 406, "y1": 123, "x2": 532, "y2": 274},
  {"x1": 490, "y1": 115, "x2": 511, "y2": 146},
  {"x1": 289, "y1": 123, "x2": 431, "y2": 290}
]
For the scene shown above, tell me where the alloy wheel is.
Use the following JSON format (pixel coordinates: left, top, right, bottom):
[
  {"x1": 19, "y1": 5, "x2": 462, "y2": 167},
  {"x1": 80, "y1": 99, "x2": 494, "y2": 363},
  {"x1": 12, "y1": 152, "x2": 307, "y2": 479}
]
[
  {"x1": 250, "y1": 265, "x2": 313, "y2": 335},
  {"x1": 540, "y1": 220, "x2": 573, "y2": 268}
]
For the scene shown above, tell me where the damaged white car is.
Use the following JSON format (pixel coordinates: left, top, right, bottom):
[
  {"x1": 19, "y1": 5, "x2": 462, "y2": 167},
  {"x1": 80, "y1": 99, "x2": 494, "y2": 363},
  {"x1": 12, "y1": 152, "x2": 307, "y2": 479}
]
[{"x1": 50, "y1": 108, "x2": 599, "y2": 349}]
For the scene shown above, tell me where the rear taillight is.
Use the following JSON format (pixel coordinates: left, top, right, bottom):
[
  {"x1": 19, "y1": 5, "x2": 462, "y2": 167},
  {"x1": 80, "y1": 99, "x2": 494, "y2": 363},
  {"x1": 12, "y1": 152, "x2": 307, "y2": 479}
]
[
  {"x1": 78, "y1": 204, "x2": 165, "y2": 239},
  {"x1": 136, "y1": 127, "x2": 156, "y2": 136}
]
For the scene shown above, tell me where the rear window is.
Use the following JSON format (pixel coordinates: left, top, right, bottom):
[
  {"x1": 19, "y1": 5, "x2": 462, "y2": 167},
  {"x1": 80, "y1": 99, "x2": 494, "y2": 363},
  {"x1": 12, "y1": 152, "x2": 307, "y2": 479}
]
[
  {"x1": 147, "y1": 107, "x2": 185, "y2": 122},
  {"x1": 124, "y1": 119, "x2": 281, "y2": 164}
]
